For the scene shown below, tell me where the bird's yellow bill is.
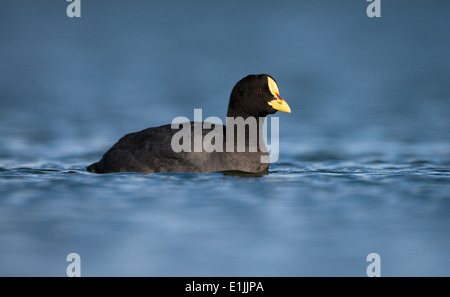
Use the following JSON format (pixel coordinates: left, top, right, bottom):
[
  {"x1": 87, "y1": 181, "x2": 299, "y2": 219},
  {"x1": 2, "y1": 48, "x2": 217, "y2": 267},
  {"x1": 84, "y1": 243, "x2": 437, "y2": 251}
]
[
  {"x1": 268, "y1": 97, "x2": 291, "y2": 113},
  {"x1": 267, "y1": 76, "x2": 291, "y2": 113}
]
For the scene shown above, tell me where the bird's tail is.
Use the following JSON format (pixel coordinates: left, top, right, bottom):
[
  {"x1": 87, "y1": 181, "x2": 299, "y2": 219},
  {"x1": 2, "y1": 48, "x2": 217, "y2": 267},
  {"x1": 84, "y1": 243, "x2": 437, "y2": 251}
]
[{"x1": 87, "y1": 163, "x2": 98, "y2": 173}]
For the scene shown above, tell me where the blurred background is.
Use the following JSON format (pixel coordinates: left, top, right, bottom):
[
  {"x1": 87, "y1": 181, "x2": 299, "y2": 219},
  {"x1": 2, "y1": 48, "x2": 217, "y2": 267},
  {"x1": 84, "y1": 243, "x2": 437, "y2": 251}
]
[{"x1": 0, "y1": 0, "x2": 449, "y2": 276}]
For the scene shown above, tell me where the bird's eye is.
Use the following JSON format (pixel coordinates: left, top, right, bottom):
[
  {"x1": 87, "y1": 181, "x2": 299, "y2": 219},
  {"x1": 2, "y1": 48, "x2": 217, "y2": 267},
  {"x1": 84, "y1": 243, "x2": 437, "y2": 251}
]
[{"x1": 257, "y1": 88, "x2": 263, "y2": 94}]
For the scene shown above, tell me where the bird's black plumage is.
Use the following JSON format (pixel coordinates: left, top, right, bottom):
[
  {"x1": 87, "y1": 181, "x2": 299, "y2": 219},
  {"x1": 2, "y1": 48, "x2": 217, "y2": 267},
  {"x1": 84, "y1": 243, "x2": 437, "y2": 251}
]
[{"x1": 87, "y1": 74, "x2": 291, "y2": 174}]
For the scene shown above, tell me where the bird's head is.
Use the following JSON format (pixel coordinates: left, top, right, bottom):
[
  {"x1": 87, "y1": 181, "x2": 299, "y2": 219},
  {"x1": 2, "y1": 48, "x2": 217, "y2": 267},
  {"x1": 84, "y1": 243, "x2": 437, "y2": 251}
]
[{"x1": 227, "y1": 74, "x2": 291, "y2": 118}]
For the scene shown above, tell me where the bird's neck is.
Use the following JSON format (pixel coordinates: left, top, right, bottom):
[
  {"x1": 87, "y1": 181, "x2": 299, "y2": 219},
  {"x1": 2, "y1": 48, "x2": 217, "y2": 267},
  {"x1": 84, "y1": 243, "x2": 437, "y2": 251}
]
[{"x1": 225, "y1": 115, "x2": 267, "y2": 152}]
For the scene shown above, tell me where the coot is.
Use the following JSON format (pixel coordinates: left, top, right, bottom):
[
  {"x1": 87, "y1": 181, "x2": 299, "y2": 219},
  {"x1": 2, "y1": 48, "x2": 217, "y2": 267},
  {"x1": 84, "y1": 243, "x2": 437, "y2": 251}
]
[{"x1": 87, "y1": 74, "x2": 291, "y2": 174}]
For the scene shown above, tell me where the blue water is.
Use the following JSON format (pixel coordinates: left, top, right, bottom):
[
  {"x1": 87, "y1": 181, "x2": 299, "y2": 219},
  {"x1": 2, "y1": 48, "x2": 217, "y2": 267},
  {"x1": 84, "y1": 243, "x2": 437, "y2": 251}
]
[{"x1": 1, "y1": 1, "x2": 450, "y2": 276}]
